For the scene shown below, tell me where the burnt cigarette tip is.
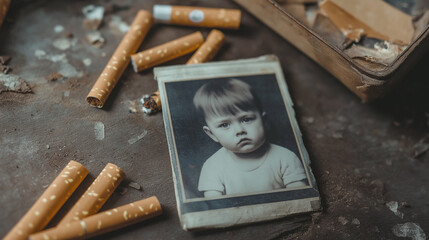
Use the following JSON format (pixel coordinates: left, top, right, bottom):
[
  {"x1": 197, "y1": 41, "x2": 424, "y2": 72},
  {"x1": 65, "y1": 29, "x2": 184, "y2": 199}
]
[
  {"x1": 130, "y1": 57, "x2": 139, "y2": 73},
  {"x1": 86, "y1": 96, "x2": 103, "y2": 108}
]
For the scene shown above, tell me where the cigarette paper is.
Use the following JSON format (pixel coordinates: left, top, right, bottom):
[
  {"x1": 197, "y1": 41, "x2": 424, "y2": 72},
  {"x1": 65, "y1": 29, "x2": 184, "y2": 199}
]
[
  {"x1": 187, "y1": 29, "x2": 225, "y2": 64},
  {"x1": 58, "y1": 163, "x2": 125, "y2": 225},
  {"x1": 153, "y1": 5, "x2": 241, "y2": 29},
  {"x1": 4, "y1": 160, "x2": 89, "y2": 240},
  {"x1": 130, "y1": 31, "x2": 204, "y2": 72},
  {"x1": 0, "y1": 0, "x2": 10, "y2": 28},
  {"x1": 86, "y1": 10, "x2": 153, "y2": 108},
  {"x1": 29, "y1": 196, "x2": 162, "y2": 240}
]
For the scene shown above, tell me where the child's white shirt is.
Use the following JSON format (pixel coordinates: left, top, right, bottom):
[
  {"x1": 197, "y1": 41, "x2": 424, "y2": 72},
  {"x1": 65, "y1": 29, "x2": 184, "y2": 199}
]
[{"x1": 198, "y1": 143, "x2": 307, "y2": 196}]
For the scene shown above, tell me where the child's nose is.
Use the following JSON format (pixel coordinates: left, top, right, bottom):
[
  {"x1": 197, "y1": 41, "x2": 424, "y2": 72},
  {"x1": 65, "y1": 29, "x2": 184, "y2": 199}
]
[{"x1": 235, "y1": 124, "x2": 246, "y2": 136}]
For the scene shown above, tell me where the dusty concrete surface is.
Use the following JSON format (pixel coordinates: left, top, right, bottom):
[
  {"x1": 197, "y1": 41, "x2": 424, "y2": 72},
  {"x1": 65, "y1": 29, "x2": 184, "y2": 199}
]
[{"x1": 0, "y1": 0, "x2": 428, "y2": 239}]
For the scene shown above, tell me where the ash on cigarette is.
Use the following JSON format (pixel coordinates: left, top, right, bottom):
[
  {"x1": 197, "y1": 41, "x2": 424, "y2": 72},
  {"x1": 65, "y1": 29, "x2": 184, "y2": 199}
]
[{"x1": 0, "y1": 73, "x2": 32, "y2": 94}]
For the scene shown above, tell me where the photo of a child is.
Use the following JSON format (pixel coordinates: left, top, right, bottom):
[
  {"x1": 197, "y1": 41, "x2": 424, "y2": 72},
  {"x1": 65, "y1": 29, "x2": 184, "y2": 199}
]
[
  {"x1": 157, "y1": 57, "x2": 319, "y2": 229},
  {"x1": 193, "y1": 79, "x2": 308, "y2": 198}
]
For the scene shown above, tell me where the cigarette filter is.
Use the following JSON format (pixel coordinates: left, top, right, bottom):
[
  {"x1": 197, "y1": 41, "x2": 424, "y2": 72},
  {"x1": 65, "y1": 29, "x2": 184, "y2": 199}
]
[
  {"x1": 86, "y1": 10, "x2": 153, "y2": 108},
  {"x1": 130, "y1": 31, "x2": 204, "y2": 72},
  {"x1": 153, "y1": 5, "x2": 241, "y2": 29},
  {"x1": 4, "y1": 160, "x2": 89, "y2": 240},
  {"x1": 29, "y1": 196, "x2": 162, "y2": 240},
  {"x1": 187, "y1": 29, "x2": 225, "y2": 64},
  {"x1": 58, "y1": 163, "x2": 125, "y2": 225},
  {"x1": 0, "y1": 0, "x2": 10, "y2": 28}
]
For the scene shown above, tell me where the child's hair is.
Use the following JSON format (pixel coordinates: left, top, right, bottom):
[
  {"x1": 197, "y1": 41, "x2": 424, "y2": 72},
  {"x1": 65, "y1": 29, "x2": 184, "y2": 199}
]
[{"x1": 193, "y1": 78, "x2": 263, "y2": 119}]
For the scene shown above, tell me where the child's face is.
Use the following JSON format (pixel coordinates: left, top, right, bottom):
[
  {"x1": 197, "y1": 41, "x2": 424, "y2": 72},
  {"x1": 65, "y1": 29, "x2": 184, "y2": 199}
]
[{"x1": 203, "y1": 110, "x2": 266, "y2": 154}]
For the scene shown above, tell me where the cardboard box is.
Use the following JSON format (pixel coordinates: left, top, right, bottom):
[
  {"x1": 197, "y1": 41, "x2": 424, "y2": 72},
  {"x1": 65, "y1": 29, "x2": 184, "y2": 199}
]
[{"x1": 234, "y1": 0, "x2": 429, "y2": 102}]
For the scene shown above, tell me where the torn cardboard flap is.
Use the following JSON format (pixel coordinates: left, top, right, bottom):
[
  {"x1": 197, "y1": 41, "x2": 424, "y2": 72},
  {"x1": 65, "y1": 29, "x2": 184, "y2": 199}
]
[
  {"x1": 320, "y1": 0, "x2": 414, "y2": 45},
  {"x1": 344, "y1": 41, "x2": 406, "y2": 66}
]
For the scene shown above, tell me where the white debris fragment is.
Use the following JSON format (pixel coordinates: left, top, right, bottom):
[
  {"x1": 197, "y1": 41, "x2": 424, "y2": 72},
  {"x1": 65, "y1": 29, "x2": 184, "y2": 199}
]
[
  {"x1": 34, "y1": 49, "x2": 83, "y2": 78},
  {"x1": 35, "y1": 49, "x2": 47, "y2": 58},
  {"x1": 0, "y1": 73, "x2": 32, "y2": 93},
  {"x1": 351, "y1": 218, "x2": 360, "y2": 225},
  {"x1": 53, "y1": 38, "x2": 75, "y2": 51},
  {"x1": 109, "y1": 15, "x2": 130, "y2": 34},
  {"x1": 392, "y1": 222, "x2": 426, "y2": 240},
  {"x1": 54, "y1": 25, "x2": 64, "y2": 33},
  {"x1": 82, "y1": 5, "x2": 104, "y2": 20},
  {"x1": 64, "y1": 90, "x2": 70, "y2": 97},
  {"x1": 82, "y1": 5, "x2": 104, "y2": 30},
  {"x1": 128, "y1": 130, "x2": 148, "y2": 145},
  {"x1": 86, "y1": 31, "x2": 105, "y2": 48},
  {"x1": 94, "y1": 122, "x2": 105, "y2": 140},
  {"x1": 303, "y1": 117, "x2": 315, "y2": 124},
  {"x1": 413, "y1": 137, "x2": 429, "y2": 158},
  {"x1": 128, "y1": 182, "x2": 141, "y2": 190},
  {"x1": 338, "y1": 216, "x2": 348, "y2": 225},
  {"x1": 83, "y1": 58, "x2": 92, "y2": 67},
  {"x1": 386, "y1": 201, "x2": 404, "y2": 219}
]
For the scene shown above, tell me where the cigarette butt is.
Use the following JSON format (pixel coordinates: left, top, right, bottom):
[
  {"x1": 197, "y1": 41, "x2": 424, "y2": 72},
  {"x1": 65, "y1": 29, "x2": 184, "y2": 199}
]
[
  {"x1": 58, "y1": 163, "x2": 125, "y2": 225},
  {"x1": 0, "y1": 0, "x2": 10, "y2": 28},
  {"x1": 142, "y1": 90, "x2": 161, "y2": 114},
  {"x1": 153, "y1": 5, "x2": 241, "y2": 29},
  {"x1": 186, "y1": 29, "x2": 225, "y2": 64},
  {"x1": 130, "y1": 31, "x2": 204, "y2": 72},
  {"x1": 3, "y1": 160, "x2": 89, "y2": 240},
  {"x1": 86, "y1": 10, "x2": 153, "y2": 108},
  {"x1": 29, "y1": 196, "x2": 162, "y2": 240}
]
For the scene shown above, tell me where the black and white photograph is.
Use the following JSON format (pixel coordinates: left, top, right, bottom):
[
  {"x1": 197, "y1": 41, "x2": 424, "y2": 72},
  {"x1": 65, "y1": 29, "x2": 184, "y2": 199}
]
[{"x1": 156, "y1": 56, "x2": 320, "y2": 230}]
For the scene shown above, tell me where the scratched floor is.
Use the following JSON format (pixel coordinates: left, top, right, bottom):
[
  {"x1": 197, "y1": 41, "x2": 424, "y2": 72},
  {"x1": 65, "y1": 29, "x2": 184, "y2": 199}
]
[{"x1": 1, "y1": 0, "x2": 429, "y2": 239}]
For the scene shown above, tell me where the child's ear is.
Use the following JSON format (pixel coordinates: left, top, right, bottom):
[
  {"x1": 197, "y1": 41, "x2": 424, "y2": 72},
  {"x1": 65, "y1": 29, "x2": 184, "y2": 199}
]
[{"x1": 203, "y1": 126, "x2": 219, "y2": 142}]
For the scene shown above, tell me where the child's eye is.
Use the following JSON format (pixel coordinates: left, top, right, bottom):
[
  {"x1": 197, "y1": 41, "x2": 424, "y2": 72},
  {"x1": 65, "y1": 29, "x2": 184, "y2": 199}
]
[
  {"x1": 218, "y1": 123, "x2": 229, "y2": 128},
  {"x1": 242, "y1": 117, "x2": 254, "y2": 123}
]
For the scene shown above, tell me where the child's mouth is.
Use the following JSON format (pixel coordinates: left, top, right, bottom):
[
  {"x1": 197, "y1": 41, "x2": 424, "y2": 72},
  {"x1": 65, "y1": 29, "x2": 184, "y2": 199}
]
[{"x1": 237, "y1": 138, "x2": 251, "y2": 145}]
